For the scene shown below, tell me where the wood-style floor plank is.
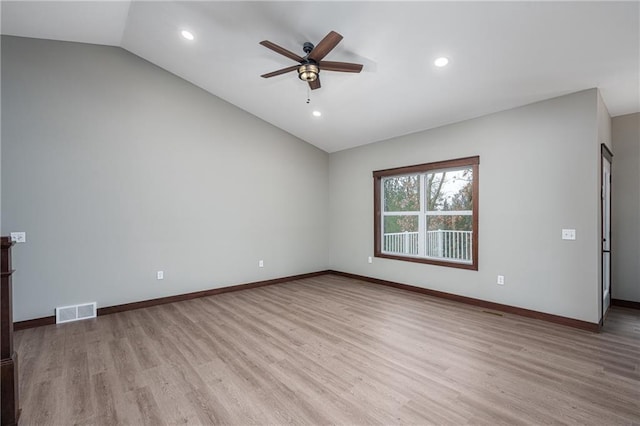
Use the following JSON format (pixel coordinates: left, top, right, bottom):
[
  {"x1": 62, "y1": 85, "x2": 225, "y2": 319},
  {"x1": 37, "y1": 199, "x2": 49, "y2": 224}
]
[{"x1": 14, "y1": 275, "x2": 640, "y2": 425}]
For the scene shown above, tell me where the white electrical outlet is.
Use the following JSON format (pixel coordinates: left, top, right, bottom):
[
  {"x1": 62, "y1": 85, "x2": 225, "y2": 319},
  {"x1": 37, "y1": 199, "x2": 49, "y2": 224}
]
[
  {"x1": 497, "y1": 275, "x2": 505, "y2": 285},
  {"x1": 368, "y1": 256, "x2": 373, "y2": 264},
  {"x1": 10, "y1": 232, "x2": 26, "y2": 243},
  {"x1": 259, "y1": 260, "x2": 264, "y2": 268},
  {"x1": 562, "y1": 229, "x2": 576, "y2": 240},
  {"x1": 157, "y1": 271, "x2": 164, "y2": 280}
]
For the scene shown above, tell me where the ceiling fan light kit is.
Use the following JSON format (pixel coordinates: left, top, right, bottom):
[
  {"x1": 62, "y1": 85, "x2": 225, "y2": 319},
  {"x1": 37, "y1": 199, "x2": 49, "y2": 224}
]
[
  {"x1": 298, "y1": 63, "x2": 319, "y2": 82},
  {"x1": 260, "y1": 30, "x2": 363, "y2": 91}
]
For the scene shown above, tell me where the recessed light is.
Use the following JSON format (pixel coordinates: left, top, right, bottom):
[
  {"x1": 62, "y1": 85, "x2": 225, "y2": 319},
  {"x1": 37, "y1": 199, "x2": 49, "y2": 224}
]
[
  {"x1": 181, "y1": 30, "x2": 195, "y2": 41},
  {"x1": 434, "y1": 57, "x2": 449, "y2": 67},
  {"x1": 312, "y1": 111, "x2": 322, "y2": 117}
]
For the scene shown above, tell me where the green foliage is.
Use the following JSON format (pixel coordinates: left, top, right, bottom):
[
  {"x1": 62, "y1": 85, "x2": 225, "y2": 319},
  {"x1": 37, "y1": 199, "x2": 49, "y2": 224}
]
[
  {"x1": 384, "y1": 215, "x2": 418, "y2": 234},
  {"x1": 383, "y1": 175, "x2": 419, "y2": 212}
]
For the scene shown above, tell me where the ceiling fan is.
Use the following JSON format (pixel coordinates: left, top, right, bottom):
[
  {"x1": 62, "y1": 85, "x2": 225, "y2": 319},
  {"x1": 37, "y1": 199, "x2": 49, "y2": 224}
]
[{"x1": 260, "y1": 31, "x2": 363, "y2": 90}]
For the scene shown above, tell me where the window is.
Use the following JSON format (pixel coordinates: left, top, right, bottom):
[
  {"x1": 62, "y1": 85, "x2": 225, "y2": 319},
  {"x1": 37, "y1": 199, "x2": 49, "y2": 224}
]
[{"x1": 373, "y1": 156, "x2": 479, "y2": 270}]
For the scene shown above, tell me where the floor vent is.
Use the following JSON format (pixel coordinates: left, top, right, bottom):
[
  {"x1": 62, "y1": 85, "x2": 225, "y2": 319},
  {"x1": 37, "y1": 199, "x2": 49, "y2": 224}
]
[
  {"x1": 482, "y1": 310, "x2": 504, "y2": 317},
  {"x1": 56, "y1": 302, "x2": 97, "y2": 324}
]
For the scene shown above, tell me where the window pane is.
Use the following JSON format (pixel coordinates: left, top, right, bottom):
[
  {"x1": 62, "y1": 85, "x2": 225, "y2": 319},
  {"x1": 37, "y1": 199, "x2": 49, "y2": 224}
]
[
  {"x1": 383, "y1": 215, "x2": 419, "y2": 255},
  {"x1": 384, "y1": 175, "x2": 420, "y2": 211},
  {"x1": 426, "y1": 215, "x2": 472, "y2": 232},
  {"x1": 426, "y1": 215, "x2": 472, "y2": 262},
  {"x1": 425, "y1": 168, "x2": 472, "y2": 212}
]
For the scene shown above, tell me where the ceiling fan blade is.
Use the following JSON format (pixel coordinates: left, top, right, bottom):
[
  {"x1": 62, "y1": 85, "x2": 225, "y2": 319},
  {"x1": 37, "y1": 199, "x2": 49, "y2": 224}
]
[
  {"x1": 308, "y1": 31, "x2": 343, "y2": 62},
  {"x1": 309, "y1": 77, "x2": 321, "y2": 90},
  {"x1": 261, "y1": 65, "x2": 299, "y2": 78},
  {"x1": 319, "y1": 61, "x2": 363, "y2": 73},
  {"x1": 259, "y1": 40, "x2": 304, "y2": 63}
]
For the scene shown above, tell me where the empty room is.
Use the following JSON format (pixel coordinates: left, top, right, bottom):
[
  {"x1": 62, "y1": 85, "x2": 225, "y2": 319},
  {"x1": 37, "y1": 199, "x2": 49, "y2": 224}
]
[{"x1": 1, "y1": 1, "x2": 639, "y2": 425}]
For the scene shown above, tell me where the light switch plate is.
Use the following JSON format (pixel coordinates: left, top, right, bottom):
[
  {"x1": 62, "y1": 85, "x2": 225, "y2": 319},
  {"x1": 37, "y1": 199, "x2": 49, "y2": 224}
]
[
  {"x1": 562, "y1": 229, "x2": 576, "y2": 240},
  {"x1": 10, "y1": 232, "x2": 26, "y2": 243}
]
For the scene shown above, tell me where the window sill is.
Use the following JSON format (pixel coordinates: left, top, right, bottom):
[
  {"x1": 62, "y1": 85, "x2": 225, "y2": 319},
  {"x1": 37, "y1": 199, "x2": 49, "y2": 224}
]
[{"x1": 374, "y1": 252, "x2": 478, "y2": 270}]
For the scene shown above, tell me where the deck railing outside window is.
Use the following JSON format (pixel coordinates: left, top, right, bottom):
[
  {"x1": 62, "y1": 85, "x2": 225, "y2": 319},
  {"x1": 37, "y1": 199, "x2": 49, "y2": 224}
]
[
  {"x1": 383, "y1": 231, "x2": 419, "y2": 255},
  {"x1": 383, "y1": 230, "x2": 472, "y2": 262}
]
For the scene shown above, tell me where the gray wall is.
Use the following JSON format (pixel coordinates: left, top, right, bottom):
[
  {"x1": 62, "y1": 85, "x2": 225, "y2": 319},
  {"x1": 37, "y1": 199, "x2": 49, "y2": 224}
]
[
  {"x1": 329, "y1": 89, "x2": 602, "y2": 323},
  {"x1": 612, "y1": 113, "x2": 640, "y2": 303},
  {"x1": 1, "y1": 36, "x2": 329, "y2": 321}
]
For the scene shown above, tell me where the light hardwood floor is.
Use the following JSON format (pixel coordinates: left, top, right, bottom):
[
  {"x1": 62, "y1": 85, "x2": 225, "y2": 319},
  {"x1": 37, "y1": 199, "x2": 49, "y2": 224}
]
[{"x1": 14, "y1": 275, "x2": 640, "y2": 425}]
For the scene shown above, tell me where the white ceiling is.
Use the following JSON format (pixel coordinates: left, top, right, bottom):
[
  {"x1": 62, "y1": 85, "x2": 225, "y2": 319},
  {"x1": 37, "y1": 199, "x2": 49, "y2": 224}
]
[{"x1": 2, "y1": 1, "x2": 639, "y2": 153}]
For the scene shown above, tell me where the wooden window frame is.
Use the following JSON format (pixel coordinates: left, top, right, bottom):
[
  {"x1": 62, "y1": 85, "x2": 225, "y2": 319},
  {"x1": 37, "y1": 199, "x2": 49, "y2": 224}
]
[{"x1": 373, "y1": 156, "x2": 479, "y2": 270}]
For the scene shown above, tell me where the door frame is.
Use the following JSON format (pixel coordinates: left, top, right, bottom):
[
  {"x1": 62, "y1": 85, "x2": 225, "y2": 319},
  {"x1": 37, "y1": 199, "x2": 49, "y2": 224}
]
[{"x1": 600, "y1": 143, "x2": 613, "y2": 324}]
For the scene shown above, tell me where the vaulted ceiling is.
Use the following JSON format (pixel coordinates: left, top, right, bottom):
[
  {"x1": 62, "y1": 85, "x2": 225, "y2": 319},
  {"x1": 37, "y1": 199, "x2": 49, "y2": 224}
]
[{"x1": 2, "y1": 1, "x2": 639, "y2": 152}]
